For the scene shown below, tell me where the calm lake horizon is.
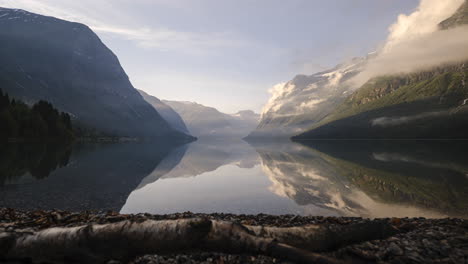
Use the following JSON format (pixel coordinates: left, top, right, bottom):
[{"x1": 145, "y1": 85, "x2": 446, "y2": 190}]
[{"x1": 1, "y1": 138, "x2": 467, "y2": 219}]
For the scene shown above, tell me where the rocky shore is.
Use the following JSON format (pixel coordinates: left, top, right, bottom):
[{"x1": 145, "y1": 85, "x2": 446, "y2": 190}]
[{"x1": 0, "y1": 208, "x2": 467, "y2": 264}]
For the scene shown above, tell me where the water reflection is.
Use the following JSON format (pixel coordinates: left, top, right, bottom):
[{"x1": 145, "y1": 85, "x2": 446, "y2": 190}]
[
  {"x1": 0, "y1": 143, "x2": 72, "y2": 184},
  {"x1": 0, "y1": 142, "x2": 181, "y2": 211},
  {"x1": 300, "y1": 141, "x2": 468, "y2": 218},
  {"x1": 121, "y1": 139, "x2": 308, "y2": 215},
  {"x1": 1, "y1": 139, "x2": 467, "y2": 218},
  {"x1": 124, "y1": 139, "x2": 468, "y2": 218}
]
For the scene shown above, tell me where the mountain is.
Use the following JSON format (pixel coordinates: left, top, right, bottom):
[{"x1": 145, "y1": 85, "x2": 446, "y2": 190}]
[
  {"x1": 250, "y1": 1, "x2": 468, "y2": 140},
  {"x1": 138, "y1": 90, "x2": 190, "y2": 134},
  {"x1": 228, "y1": 110, "x2": 260, "y2": 136},
  {"x1": 293, "y1": 63, "x2": 468, "y2": 139},
  {"x1": 294, "y1": 3, "x2": 468, "y2": 140},
  {"x1": 0, "y1": 8, "x2": 191, "y2": 140},
  {"x1": 439, "y1": 0, "x2": 468, "y2": 29},
  {"x1": 246, "y1": 57, "x2": 368, "y2": 139},
  {"x1": 163, "y1": 100, "x2": 260, "y2": 138}
]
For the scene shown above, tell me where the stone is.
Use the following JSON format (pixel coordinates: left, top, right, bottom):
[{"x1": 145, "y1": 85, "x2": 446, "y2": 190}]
[{"x1": 388, "y1": 242, "x2": 404, "y2": 256}]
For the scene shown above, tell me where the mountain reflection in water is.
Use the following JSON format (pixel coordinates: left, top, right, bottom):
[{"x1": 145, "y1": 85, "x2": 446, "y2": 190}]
[
  {"x1": 0, "y1": 142, "x2": 179, "y2": 211},
  {"x1": 1, "y1": 139, "x2": 467, "y2": 218}
]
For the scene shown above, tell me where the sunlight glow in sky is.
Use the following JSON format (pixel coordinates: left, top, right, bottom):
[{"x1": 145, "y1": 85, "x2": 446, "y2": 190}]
[{"x1": 0, "y1": 0, "x2": 419, "y2": 112}]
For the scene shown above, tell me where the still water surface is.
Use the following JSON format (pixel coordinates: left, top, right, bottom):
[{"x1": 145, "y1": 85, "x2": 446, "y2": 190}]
[{"x1": 1, "y1": 139, "x2": 467, "y2": 218}]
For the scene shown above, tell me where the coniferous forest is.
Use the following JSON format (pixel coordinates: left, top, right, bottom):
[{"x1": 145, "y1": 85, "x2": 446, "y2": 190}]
[{"x1": 0, "y1": 89, "x2": 74, "y2": 141}]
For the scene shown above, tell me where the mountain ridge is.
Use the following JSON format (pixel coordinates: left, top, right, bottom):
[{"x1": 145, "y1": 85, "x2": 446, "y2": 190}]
[
  {"x1": 247, "y1": 56, "x2": 369, "y2": 139},
  {"x1": 294, "y1": 2, "x2": 468, "y2": 140},
  {"x1": 251, "y1": 0, "x2": 468, "y2": 140},
  {"x1": 164, "y1": 100, "x2": 259, "y2": 138},
  {"x1": 138, "y1": 90, "x2": 190, "y2": 134},
  {"x1": 0, "y1": 7, "x2": 191, "y2": 140}
]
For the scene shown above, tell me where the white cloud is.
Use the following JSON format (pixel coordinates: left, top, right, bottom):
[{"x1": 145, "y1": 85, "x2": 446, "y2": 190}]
[
  {"x1": 92, "y1": 25, "x2": 251, "y2": 54},
  {"x1": 371, "y1": 111, "x2": 446, "y2": 127},
  {"x1": 350, "y1": 0, "x2": 468, "y2": 87},
  {"x1": 351, "y1": 25, "x2": 468, "y2": 87},
  {"x1": 299, "y1": 99, "x2": 326, "y2": 111},
  {"x1": 261, "y1": 82, "x2": 292, "y2": 115},
  {"x1": 384, "y1": 0, "x2": 464, "y2": 49},
  {"x1": 0, "y1": 0, "x2": 251, "y2": 54}
]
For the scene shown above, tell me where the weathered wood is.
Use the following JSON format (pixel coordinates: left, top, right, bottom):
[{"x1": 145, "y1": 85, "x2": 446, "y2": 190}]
[
  {"x1": 0, "y1": 218, "x2": 398, "y2": 264},
  {"x1": 246, "y1": 220, "x2": 398, "y2": 251}
]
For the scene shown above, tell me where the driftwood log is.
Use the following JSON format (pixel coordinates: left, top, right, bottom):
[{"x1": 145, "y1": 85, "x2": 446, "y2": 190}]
[{"x1": 0, "y1": 218, "x2": 399, "y2": 264}]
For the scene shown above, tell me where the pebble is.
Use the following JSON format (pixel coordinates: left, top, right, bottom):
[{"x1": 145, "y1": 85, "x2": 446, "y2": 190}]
[
  {"x1": 388, "y1": 242, "x2": 404, "y2": 256},
  {"x1": 1, "y1": 208, "x2": 467, "y2": 264}
]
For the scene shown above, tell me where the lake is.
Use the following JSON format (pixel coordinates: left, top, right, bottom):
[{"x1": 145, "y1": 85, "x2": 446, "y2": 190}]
[{"x1": 1, "y1": 139, "x2": 467, "y2": 218}]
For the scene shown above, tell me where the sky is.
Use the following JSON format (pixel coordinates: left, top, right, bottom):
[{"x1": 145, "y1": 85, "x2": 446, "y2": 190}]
[{"x1": 0, "y1": 0, "x2": 420, "y2": 113}]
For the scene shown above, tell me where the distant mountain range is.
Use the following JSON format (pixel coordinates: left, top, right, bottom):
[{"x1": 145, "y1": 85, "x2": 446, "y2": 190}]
[
  {"x1": 0, "y1": 8, "x2": 192, "y2": 140},
  {"x1": 137, "y1": 90, "x2": 190, "y2": 134},
  {"x1": 163, "y1": 100, "x2": 260, "y2": 138},
  {"x1": 249, "y1": 0, "x2": 468, "y2": 140}
]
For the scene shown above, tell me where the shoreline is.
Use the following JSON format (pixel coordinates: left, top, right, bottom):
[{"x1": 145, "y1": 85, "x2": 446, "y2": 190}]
[{"x1": 1, "y1": 208, "x2": 467, "y2": 264}]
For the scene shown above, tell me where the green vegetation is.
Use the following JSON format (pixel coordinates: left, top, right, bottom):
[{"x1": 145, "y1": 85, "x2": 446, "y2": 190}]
[
  {"x1": 0, "y1": 89, "x2": 74, "y2": 141},
  {"x1": 295, "y1": 63, "x2": 468, "y2": 139},
  {"x1": 318, "y1": 65, "x2": 467, "y2": 128},
  {"x1": 296, "y1": 1, "x2": 468, "y2": 139}
]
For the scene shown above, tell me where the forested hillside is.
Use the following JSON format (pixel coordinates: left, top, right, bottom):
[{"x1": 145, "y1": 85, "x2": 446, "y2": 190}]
[{"x1": 0, "y1": 89, "x2": 73, "y2": 141}]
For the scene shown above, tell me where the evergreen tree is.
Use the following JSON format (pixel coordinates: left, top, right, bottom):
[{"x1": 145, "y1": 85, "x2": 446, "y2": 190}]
[{"x1": 0, "y1": 88, "x2": 75, "y2": 141}]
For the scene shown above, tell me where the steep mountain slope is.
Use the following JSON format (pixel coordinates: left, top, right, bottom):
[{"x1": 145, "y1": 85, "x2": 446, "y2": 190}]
[
  {"x1": 440, "y1": 0, "x2": 468, "y2": 29},
  {"x1": 251, "y1": 1, "x2": 468, "y2": 140},
  {"x1": 163, "y1": 100, "x2": 259, "y2": 138},
  {"x1": 295, "y1": 4, "x2": 468, "y2": 140},
  {"x1": 294, "y1": 63, "x2": 468, "y2": 139},
  {"x1": 247, "y1": 57, "x2": 368, "y2": 139},
  {"x1": 0, "y1": 8, "x2": 189, "y2": 139},
  {"x1": 138, "y1": 90, "x2": 190, "y2": 134}
]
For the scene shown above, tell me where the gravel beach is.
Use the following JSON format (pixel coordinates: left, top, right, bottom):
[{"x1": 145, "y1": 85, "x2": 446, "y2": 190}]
[{"x1": 0, "y1": 208, "x2": 467, "y2": 264}]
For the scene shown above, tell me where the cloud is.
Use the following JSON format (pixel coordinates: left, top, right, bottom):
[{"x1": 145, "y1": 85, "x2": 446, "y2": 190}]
[
  {"x1": 371, "y1": 111, "x2": 446, "y2": 127},
  {"x1": 384, "y1": 0, "x2": 464, "y2": 49},
  {"x1": 349, "y1": 0, "x2": 468, "y2": 87},
  {"x1": 261, "y1": 82, "x2": 291, "y2": 115},
  {"x1": 351, "y1": 25, "x2": 468, "y2": 87},
  {"x1": 92, "y1": 25, "x2": 251, "y2": 53},
  {"x1": 0, "y1": 0, "x2": 251, "y2": 54}
]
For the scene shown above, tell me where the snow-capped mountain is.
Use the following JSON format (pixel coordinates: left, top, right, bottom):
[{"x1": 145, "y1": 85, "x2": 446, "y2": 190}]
[
  {"x1": 295, "y1": 0, "x2": 468, "y2": 140},
  {"x1": 247, "y1": 56, "x2": 369, "y2": 139},
  {"x1": 250, "y1": 0, "x2": 468, "y2": 140}
]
